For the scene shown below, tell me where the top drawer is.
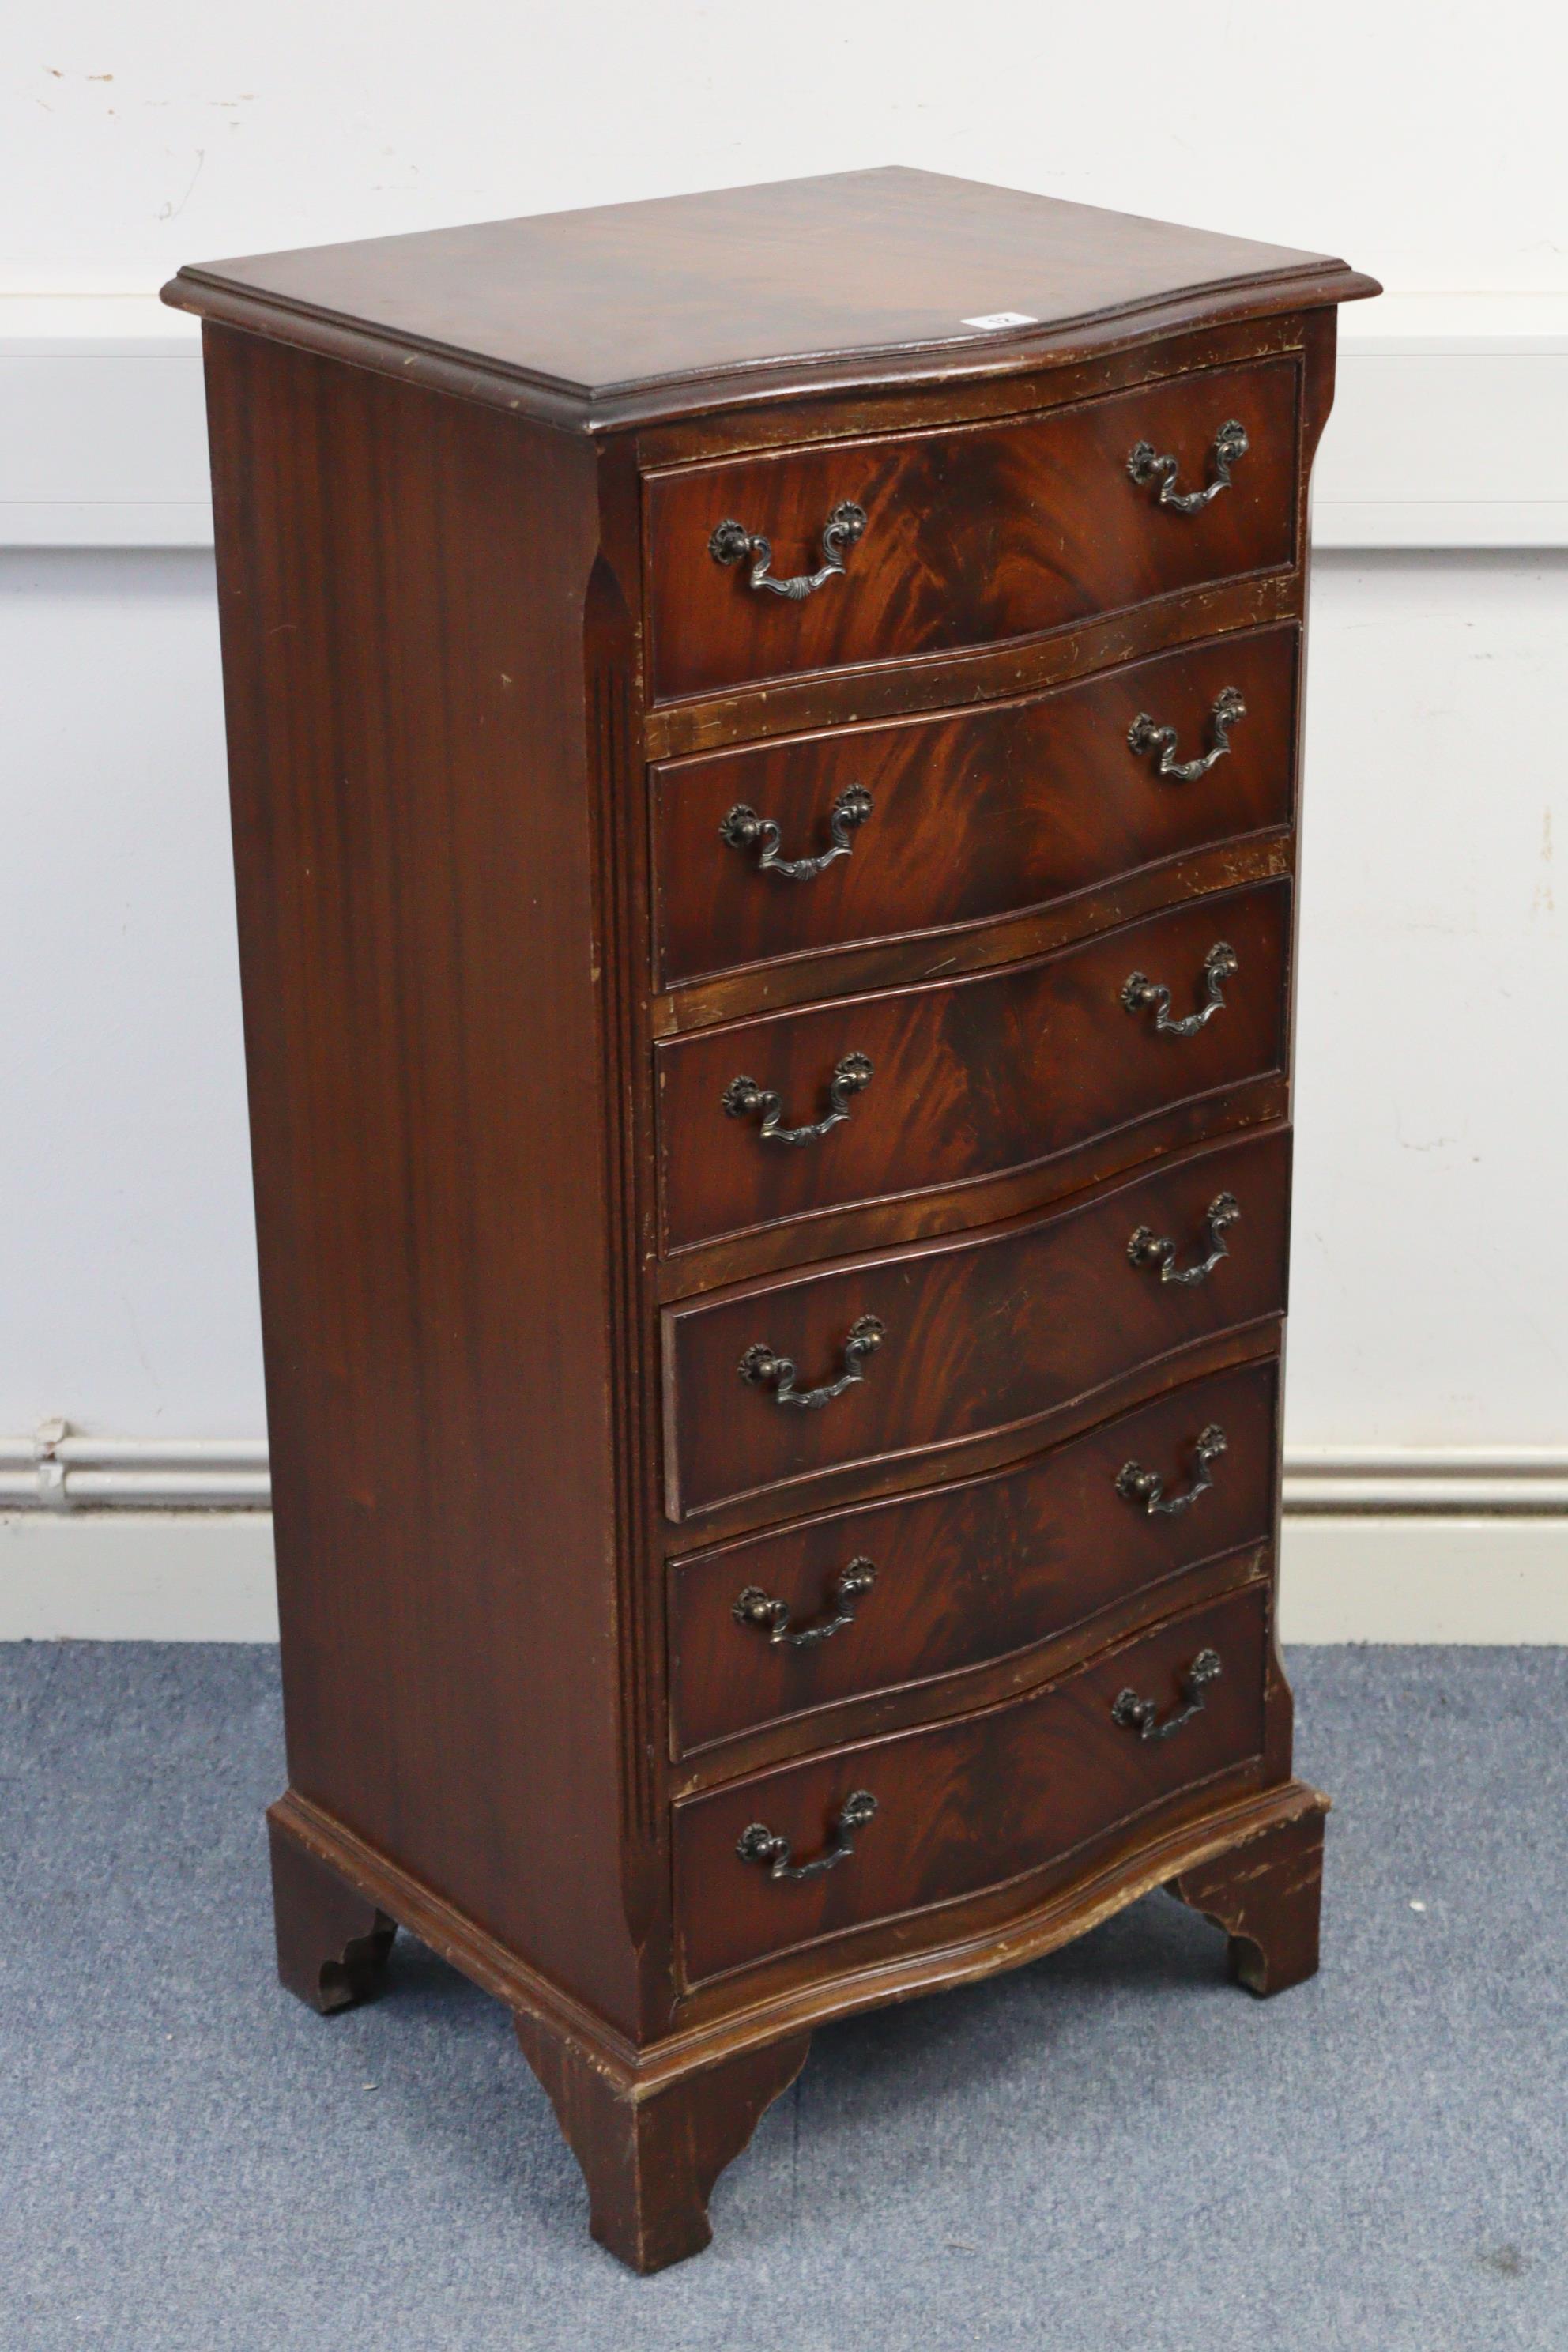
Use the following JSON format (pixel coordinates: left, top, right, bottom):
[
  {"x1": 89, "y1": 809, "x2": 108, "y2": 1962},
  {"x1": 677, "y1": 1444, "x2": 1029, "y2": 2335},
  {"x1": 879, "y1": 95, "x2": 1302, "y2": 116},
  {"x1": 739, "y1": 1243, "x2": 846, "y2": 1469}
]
[{"x1": 646, "y1": 358, "x2": 1300, "y2": 702}]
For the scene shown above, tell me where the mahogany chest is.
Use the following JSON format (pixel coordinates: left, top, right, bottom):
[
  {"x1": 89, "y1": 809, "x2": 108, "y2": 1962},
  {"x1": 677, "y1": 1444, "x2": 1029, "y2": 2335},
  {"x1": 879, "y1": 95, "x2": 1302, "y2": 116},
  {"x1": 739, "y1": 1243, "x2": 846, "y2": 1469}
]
[{"x1": 164, "y1": 169, "x2": 1376, "y2": 2271}]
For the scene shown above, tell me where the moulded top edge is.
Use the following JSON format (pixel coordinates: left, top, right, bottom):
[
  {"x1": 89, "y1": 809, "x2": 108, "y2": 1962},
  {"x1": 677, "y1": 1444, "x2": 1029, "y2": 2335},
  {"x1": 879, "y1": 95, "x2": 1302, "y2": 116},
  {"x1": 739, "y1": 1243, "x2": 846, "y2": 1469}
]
[{"x1": 159, "y1": 168, "x2": 1378, "y2": 431}]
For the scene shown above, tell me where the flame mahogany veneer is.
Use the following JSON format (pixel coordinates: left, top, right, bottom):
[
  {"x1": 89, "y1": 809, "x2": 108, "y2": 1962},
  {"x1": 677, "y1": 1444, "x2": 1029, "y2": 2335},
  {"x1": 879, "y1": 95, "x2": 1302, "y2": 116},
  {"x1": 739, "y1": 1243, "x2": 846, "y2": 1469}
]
[
  {"x1": 645, "y1": 357, "x2": 1301, "y2": 698},
  {"x1": 657, "y1": 880, "x2": 1291, "y2": 1251},
  {"x1": 652, "y1": 622, "x2": 1299, "y2": 987},
  {"x1": 167, "y1": 167, "x2": 1374, "y2": 2272}
]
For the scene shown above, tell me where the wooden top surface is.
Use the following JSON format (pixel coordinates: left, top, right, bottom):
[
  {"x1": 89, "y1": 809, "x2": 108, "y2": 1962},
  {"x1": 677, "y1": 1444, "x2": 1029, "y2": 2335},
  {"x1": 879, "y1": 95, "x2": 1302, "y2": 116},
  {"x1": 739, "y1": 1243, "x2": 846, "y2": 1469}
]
[{"x1": 164, "y1": 168, "x2": 1376, "y2": 427}]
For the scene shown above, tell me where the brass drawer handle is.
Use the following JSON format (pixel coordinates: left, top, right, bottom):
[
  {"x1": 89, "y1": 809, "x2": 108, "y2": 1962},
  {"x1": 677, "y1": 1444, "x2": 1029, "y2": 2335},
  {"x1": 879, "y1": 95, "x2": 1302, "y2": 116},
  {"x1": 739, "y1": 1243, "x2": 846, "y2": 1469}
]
[
  {"x1": 1128, "y1": 1192, "x2": 1240, "y2": 1286},
  {"x1": 720, "y1": 785, "x2": 874, "y2": 880},
  {"x1": 1112, "y1": 1648, "x2": 1223, "y2": 1742},
  {"x1": 1116, "y1": 1424, "x2": 1227, "y2": 1517},
  {"x1": 733, "y1": 1557, "x2": 876, "y2": 1648},
  {"x1": 1128, "y1": 688, "x2": 1246, "y2": 782},
  {"x1": 722, "y1": 1053, "x2": 873, "y2": 1147},
  {"x1": 738, "y1": 1314, "x2": 886, "y2": 1410},
  {"x1": 1127, "y1": 419, "x2": 1249, "y2": 514},
  {"x1": 1121, "y1": 942, "x2": 1238, "y2": 1038},
  {"x1": 737, "y1": 1790, "x2": 879, "y2": 1881},
  {"x1": 709, "y1": 500, "x2": 869, "y2": 600}
]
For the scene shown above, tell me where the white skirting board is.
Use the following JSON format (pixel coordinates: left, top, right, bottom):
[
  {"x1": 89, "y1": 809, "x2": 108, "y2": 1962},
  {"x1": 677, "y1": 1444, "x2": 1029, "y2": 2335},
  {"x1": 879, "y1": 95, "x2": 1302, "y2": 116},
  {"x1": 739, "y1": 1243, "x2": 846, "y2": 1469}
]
[
  {"x1": 3, "y1": 293, "x2": 1568, "y2": 551},
  {"x1": 0, "y1": 1511, "x2": 279, "y2": 1641},
  {"x1": 1277, "y1": 1517, "x2": 1568, "y2": 1644},
  {"x1": 1, "y1": 1508, "x2": 1563, "y2": 1645}
]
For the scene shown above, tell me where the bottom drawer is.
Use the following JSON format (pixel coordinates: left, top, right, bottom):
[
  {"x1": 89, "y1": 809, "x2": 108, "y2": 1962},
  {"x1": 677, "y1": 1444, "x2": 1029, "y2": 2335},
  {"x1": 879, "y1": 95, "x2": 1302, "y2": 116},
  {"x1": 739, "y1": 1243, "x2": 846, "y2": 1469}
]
[{"x1": 674, "y1": 1583, "x2": 1269, "y2": 1985}]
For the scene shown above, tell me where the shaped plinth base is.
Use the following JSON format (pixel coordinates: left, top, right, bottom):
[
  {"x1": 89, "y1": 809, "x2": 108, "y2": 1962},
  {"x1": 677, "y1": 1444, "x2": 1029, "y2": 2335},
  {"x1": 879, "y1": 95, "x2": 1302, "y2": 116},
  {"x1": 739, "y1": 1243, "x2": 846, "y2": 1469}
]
[
  {"x1": 514, "y1": 2012, "x2": 812, "y2": 2274},
  {"x1": 268, "y1": 1811, "x2": 396, "y2": 2015},
  {"x1": 1167, "y1": 1797, "x2": 1326, "y2": 1996}
]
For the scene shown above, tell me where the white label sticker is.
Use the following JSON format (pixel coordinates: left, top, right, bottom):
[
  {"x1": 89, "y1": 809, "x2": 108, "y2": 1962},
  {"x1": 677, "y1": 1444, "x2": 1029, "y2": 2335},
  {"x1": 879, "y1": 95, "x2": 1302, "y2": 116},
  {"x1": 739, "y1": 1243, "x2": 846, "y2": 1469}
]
[{"x1": 961, "y1": 311, "x2": 1038, "y2": 330}]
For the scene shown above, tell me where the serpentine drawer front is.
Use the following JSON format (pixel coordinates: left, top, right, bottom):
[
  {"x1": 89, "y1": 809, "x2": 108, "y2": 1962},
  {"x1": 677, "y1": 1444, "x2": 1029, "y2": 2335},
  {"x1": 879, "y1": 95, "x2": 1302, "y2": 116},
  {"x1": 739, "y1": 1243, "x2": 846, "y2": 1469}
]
[
  {"x1": 654, "y1": 626, "x2": 1298, "y2": 988},
  {"x1": 663, "y1": 1125, "x2": 1290, "y2": 1521},
  {"x1": 669, "y1": 1355, "x2": 1278, "y2": 1756},
  {"x1": 674, "y1": 1582, "x2": 1270, "y2": 1984},
  {"x1": 647, "y1": 358, "x2": 1299, "y2": 700},
  {"x1": 172, "y1": 166, "x2": 1370, "y2": 2271},
  {"x1": 658, "y1": 879, "x2": 1289, "y2": 1251}
]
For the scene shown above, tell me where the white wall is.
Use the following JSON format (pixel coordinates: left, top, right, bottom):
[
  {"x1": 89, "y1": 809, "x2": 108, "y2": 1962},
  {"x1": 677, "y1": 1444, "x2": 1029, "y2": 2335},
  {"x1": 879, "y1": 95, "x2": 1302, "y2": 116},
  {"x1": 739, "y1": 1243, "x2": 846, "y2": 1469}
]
[
  {"x1": 0, "y1": 547, "x2": 260, "y2": 1434},
  {"x1": 3, "y1": 0, "x2": 1567, "y2": 1630},
  {"x1": 6, "y1": 0, "x2": 1565, "y2": 296},
  {"x1": 1291, "y1": 552, "x2": 1568, "y2": 1449}
]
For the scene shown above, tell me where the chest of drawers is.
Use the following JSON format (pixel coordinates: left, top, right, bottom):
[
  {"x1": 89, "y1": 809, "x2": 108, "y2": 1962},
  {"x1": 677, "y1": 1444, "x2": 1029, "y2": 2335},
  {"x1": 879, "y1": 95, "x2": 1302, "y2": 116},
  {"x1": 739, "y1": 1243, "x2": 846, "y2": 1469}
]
[{"x1": 165, "y1": 168, "x2": 1375, "y2": 2272}]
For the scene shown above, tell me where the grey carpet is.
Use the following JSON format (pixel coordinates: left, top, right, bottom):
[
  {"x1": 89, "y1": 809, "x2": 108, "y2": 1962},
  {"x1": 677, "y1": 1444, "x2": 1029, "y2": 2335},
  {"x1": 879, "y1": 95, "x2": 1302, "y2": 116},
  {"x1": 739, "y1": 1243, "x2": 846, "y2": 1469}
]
[{"x1": 1, "y1": 1642, "x2": 1563, "y2": 2351}]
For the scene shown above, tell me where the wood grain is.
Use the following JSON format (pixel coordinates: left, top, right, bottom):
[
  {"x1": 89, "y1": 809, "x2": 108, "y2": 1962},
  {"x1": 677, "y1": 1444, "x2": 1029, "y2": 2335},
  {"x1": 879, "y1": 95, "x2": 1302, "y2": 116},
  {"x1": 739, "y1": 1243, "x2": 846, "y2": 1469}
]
[
  {"x1": 514, "y1": 2013, "x2": 810, "y2": 2273},
  {"x1": 1167, "y1": 1800, "x2": 1325, "y2": 1996},
  {"x1": 654, "y1": 624, "x2": 1298, "y2": 987},
  {"x1": 646, "y1": 571, "x2": 1305, "y2": 766},
  {"x1": 273, "y1": 1770, "x2": 1324, "y2": 2056},
  {"x1": 164, "y1": 166, "x2": 1375, "y2": 431},
  {"x1": 675, "y1": 1583, "x2": 1269, "y2": 1983},
  {"x1": 203, "y1": 325, "x2": 642, "y2": 2031},
  {"x1": 664, "y1": 1126, "x2": 1291, "y2": 1521},
  {"x1": 269, "y1": 1810, "x2": 396, "y2": 2014},
  {"x1": 658, "y1": 880, "x2": 1290, "y2": 1252},
  {"x1": 670, "y1": 1357, "x2": 1278, "y2": 1755},
  {"x1": 647, "y1": 358, "x2": 1299, "y2": 699}
]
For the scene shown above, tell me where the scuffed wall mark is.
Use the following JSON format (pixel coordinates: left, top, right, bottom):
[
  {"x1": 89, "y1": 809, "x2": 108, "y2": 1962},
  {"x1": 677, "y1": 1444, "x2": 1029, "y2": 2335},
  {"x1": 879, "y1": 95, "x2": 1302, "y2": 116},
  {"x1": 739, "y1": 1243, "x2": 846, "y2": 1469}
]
[
  {"x1": 371, "y1": 148, "x2": 422, "y2": 191},
  {"x1": 1393, "y1": 1106, "x2": 1457, "y2": 1155},
  {"x1": 1531, "y1": 807, "x2": 1555, "y2": 918},
  {"x1": 157, "y1": 148, "x2": 205, "y2": 222}
]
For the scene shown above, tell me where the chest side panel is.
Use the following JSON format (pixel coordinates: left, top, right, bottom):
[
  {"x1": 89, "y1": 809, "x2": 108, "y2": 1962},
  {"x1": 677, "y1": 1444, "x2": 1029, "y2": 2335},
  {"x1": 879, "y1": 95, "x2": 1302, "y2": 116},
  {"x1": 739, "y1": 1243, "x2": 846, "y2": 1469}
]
[{"x1": 203, "y1": 326, "x2": 640, "y2": 2027}]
